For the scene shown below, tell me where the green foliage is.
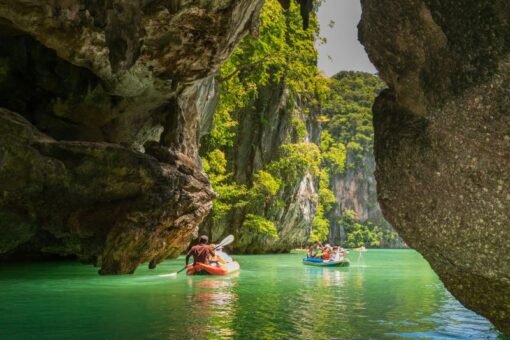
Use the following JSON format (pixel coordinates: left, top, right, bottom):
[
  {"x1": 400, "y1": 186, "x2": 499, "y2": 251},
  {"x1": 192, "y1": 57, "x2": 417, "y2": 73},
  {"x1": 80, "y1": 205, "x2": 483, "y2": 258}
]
[
  {"x1": 340, "y1": 209, "x2": 383, "y2": 248},
  {"x1": 268, "y1": 142, "x2": 321, "y2": 182},
  {"x1": 310, "y1": 204, "x2": 329, "y2": 242},
  {"x1": 203, "y1": 149, "x2": 250, "y2": 223},
  {"x1": 317, "y1": 72, "x2": 397, "y2": 246},
  {"x1": 243, "y1": 214, "x2": 278, "y2": 239},
  {"x1": 322, "y1": 141, "x2": 346, "y2": 173},
  {"x1": 206, "y1": 0, "x2": 329, "y2": 152},
  {"x1": 211, "y1": 183, "x2": 250, "y2": 223},
  {"x1": 252, "y1": 170, "x2": 281, "y2": 201},
  {"x1": 201, "y1": 0, "x2": 330, "y2": 244},
  {"x1": 207, "y1": 105, "x2": 239, "y2": 148},
  {"x1": 203, "y1": 149, "x2": 227, "y2": 179},
  {"x1": 317, "y1": 168, "x2": 335, "y2": 211},
  {"x1": 318, "y1": 187, "x2": 336, "y2": 212},
  {"x1": 320, "y1": 130, "x2": 333, "y2": 151},
  {"x1": 292, "y1": 116, "x2": 307, "y2": 140},
  {"x1": 321, "y1": 71, "x2": 385, "y2": 165}
]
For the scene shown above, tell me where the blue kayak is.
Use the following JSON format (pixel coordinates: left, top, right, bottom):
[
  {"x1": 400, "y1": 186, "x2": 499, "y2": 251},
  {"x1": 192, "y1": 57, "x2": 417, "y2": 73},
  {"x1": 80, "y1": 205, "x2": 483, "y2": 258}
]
[{"x1": 303, "y1": 257, "x2": 350, "y2": 267}]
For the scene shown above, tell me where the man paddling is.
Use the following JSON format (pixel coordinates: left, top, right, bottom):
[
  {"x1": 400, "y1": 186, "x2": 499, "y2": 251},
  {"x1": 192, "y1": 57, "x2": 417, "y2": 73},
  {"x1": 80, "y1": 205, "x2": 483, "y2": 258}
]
[{"x1": 186, "y1": 235, "x2": 215, "y2": 267}]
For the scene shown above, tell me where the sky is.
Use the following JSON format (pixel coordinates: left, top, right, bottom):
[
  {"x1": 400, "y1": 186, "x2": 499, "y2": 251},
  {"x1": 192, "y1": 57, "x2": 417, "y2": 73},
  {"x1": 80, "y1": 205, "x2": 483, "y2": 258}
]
[{"x1": 316, "y1": 0, "x2": 377, "y2": 76}]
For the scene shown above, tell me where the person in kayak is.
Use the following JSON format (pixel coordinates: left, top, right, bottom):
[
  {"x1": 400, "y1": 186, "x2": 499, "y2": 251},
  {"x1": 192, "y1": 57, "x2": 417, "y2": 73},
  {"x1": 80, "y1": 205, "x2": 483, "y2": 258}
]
[
  {"x1": 216, "y1": 246, "x2": 233, "y2": 263},
  {"x1": 322, "y1": 244, "x2": 332, "y2": 260},
  {"x1": 208, "y1": 244, "x2": 225, "y2": 267},
  {"x1": 186, "y1": 235, "x2": 215, "y2": 267},
  {"x1": 209, "y1": 245, "x2": 236, "y2": 267},
  {"x1": 333, "y1": 246, "x2": 347, "y2": 260},
  {"x1": 308, "y1": 241, "x2": 323, "y2": 258}
]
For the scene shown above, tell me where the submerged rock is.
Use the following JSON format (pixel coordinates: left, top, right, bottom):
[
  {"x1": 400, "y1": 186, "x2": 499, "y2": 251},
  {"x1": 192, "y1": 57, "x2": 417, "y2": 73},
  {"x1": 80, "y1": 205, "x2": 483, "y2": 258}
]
[{"x1": 360, "y1": 0, "x2": 510, "y2": 334}]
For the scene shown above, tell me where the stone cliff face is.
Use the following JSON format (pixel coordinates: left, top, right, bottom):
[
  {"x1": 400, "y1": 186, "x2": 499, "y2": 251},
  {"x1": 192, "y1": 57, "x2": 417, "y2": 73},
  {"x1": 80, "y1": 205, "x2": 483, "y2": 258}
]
[
  {"x1": 328, "y1": 151, "x2": 395, "y2": 246},
  {"x1": 360, "y1": 0, "x2": 510, "y2": 334},
  {"x1": 1, "y1": 1, "x2": 508, "y2": 333},
  {"x1": 196, "y1": 0, "x2": 321, "y2": 253},
  {"x1": 231, "y1": 87, "x2": 320, "y2": 253},
  {"x1": 331, "y1": 153, "x2": 382, "y2": 223},
  {"x1": 0, "y1": 0, "x2": 264, "y2": 273},
  {"x1": 201, "y1": 84, "x2": 320, "y2": 253}
]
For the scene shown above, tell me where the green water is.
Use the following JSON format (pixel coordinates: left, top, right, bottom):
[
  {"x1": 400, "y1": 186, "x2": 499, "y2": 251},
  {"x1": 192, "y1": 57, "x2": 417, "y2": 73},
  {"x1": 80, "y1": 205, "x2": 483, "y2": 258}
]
[{"x1": 0, "y1": 250, "x2": 503, "y2": 339}]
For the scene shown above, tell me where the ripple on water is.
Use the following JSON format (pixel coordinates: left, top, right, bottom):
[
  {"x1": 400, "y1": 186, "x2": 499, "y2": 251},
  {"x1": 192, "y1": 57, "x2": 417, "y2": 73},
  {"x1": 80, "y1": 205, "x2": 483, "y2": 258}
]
[{"x1": 0, "y1": 251, "x2": 504, "y2": 339}]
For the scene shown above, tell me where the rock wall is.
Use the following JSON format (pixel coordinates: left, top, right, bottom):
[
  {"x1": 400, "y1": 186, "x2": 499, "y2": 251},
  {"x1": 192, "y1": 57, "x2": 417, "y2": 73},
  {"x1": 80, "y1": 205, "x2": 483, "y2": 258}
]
[
  {"x1": 328, "y1": 151, "x2": 395, "y2": 246},
  {"x1": 201, "y1": 84, "x2": 320, "y2": 253},
  {"x1": 331, "y1": 153, "x2": 382, "y2": 223},
  {"x1": 360, "y1": 0, "x2": 510, "y2": 334},
  {"x1": 0, "y1": 0, "x2": 264, "y2": 273}
]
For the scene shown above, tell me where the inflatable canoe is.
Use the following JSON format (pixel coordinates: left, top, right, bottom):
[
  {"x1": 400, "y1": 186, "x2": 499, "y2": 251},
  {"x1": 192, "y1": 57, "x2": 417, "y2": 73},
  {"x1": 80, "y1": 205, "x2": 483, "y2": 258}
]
[
  {"x1": 186, "y1": 261, "x2": 240, "y2": 276},
  {"x1": 303, "y1": 257, "x2": 350, "y2": 267}
]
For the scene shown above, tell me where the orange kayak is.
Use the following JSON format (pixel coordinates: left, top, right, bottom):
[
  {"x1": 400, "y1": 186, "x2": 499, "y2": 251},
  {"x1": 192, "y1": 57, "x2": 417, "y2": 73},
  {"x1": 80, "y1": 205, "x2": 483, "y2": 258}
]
[{"x1": 186, "y1": 261, "x2": 240, "y2": 276}]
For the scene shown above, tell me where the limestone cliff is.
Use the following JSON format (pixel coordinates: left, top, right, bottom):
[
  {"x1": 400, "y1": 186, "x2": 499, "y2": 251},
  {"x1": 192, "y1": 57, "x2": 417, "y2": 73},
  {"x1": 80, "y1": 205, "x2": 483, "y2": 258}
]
[
  {"x1": 320, "y1": 71, "x2": 401, "y2": 248},
  {"x1": 200, "y1": 84, "x2": 320, "y2": 253},
  {"x1": 360, "y1": 0, "x2": 510, "y2": 334},
  {"x1": 0, "y1": 0, "x2": 264, "y2": 273},
  {"x1": 328, "y1": 151, "x2": 399, "y2": 247},
  {"x1": 198, "y1": 0, "x2": 322, "y2": 253}
]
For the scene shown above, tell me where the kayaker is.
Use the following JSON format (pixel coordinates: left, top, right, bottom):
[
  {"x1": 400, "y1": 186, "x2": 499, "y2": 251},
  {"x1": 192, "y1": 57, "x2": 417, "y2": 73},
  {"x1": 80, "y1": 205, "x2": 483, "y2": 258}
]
[
  {"x1": 216, "y1": 246, "x2": 233, "y2": 263},
  {"x1": 308, "y1": 241, "x2": 323, "y2": 258},
  {"x1": 208, "y1": 244, "x2": 226, "y2": 267},
  {"x1": 186, "y1": 235, "x2": 215, "y2": 267},
  {"x1": 322, "y1": 244, "x2": 332, "y2": 260},
  {"x1": 333, "y1": 246, "x2": 347, "y2": 260}
]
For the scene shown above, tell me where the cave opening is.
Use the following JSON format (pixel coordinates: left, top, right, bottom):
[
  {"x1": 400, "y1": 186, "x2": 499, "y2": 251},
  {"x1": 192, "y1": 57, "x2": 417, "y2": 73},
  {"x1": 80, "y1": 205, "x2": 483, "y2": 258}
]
[{"x1": 0, "y1": 23, "x2": 114, "y2": 143}]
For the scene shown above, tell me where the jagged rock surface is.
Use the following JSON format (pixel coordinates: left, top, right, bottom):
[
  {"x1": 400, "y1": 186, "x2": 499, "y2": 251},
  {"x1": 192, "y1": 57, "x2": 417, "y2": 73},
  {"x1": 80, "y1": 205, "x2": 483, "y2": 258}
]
[
  {"x1": 0, "y1": 108, "x2": 215, "y2": 273},
  {"x1": 201, "y1": 85, "x2": 320, "y2": 253},
  {"x1": 0, "y1": 0, "x2": 264, "y2": 273},
  {"x1": 328, "y1": 152, "x2": 396, "y2": 246},
  {"x1": 360, "y1": 0, "x2": 510, "y2": 334}
]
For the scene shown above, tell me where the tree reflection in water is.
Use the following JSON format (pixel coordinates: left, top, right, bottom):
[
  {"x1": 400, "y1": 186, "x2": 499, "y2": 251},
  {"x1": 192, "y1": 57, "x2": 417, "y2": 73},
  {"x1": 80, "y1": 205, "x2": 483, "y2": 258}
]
[{"x1": 184, "y1": 274, "x2": 240, "y2": 338}]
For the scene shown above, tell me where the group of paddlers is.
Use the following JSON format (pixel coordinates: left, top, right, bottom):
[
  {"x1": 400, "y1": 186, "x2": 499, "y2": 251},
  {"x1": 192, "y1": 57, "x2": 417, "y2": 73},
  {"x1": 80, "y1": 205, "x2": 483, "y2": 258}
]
[
  {"x1": 307, "y1": 242, "x2": 347, "y2": 261},
  {"x1": 186, "y1": 236, "x2": 347, "y2": 268},
  {"x1": 185, "y1": 235, "x2": 232, "y2": 268}
]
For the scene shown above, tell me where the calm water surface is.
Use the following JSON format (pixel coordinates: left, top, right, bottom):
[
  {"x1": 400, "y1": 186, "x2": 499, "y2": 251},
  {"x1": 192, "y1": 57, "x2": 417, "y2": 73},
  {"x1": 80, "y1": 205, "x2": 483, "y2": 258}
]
[{"x1": 0, "y1": 250, "x2": 504, "y2": 339}]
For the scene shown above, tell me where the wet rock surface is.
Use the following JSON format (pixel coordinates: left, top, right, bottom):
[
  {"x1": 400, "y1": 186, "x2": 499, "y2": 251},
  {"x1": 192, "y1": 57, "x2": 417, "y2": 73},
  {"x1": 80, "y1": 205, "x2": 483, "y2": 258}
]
[
  {"x1": 360, "y1": 0, "x2": 510, "y2": 334},
  {"x1": 0, "y1": 108, "x2": 215, "y2": 273},
  {"x1": 0, "y1": 0, "x2": 264, "y2": 273}
]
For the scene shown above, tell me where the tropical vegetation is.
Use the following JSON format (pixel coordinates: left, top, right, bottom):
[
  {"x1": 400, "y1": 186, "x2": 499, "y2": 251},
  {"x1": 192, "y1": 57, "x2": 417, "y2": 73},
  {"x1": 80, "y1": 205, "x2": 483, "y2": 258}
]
[{"x1": 201, "y1": 0, "x2": 401, "y2": 249}]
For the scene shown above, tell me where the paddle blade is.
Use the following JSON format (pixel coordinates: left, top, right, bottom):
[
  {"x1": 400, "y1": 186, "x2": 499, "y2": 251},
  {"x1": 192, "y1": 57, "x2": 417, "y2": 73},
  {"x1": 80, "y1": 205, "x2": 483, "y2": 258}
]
[
  {"x1": 158, "y1": 273, "x2": 177, "y2": 277},
  {"x1": 216, "y1": 234, "x2": 234, "y2": 249}
]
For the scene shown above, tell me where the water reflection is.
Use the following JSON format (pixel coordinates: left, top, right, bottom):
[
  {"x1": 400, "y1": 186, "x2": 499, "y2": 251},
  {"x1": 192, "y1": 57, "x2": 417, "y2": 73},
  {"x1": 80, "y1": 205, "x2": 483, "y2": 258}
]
[
  {"x1": 303, "y1": 265, "x2": 349, "y2": 287},
  {"x1": 184, "y1": 276, "x2": 239, "y2": 339},
  {"x1": 0, "y1": 252, "x2": 503, "y2": 339}
]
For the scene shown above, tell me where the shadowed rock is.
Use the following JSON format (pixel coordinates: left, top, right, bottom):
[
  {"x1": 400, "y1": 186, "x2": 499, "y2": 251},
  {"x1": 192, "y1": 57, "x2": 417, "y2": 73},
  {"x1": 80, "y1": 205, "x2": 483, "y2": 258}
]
[
  {"x1": 0, "y1": 0, "x2": 264, "y2": 273},
  {"x1": 0, "y1": 108, "x2": 215, "y2": 273},
  {"x1": 360, "y1": 0, "x2": 510, "y2": 334}
]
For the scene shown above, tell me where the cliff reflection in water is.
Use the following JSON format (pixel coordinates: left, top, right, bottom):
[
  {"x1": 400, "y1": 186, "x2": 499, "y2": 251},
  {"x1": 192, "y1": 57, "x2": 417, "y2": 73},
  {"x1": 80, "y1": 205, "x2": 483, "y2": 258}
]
[
  {"x1": 0, "y1": 251, "x2": 501, "y2": 338},
  {"x1": 185, "y1": 276, "x2": 239, "y2": 339}
]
